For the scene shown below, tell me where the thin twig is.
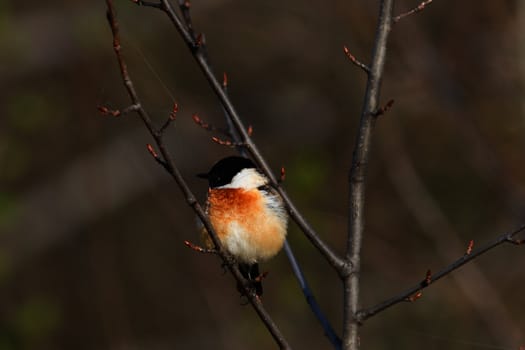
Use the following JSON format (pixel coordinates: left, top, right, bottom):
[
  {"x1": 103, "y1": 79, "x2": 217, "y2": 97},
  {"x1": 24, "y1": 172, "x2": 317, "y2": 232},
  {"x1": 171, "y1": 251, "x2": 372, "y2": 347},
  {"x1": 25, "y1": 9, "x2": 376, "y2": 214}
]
[
  {"x1": 184, "y1": 240, "x2": 218, "y2": 254},
  {"x1": 356, "y1": 224, "x2": 525, "y2": 322},
  {"x1": 104, "y1": 2, "x2": 290, "y2": 348},
  {"x1": 343, "y1": 1, "x2": 394, "y2": 349},
  {"x1": 146, "y1": 143, "x2": 168, "y2": 169},
  {"x1": 98, "y1": 103, "x2": 140, "y2": 117},
  {"x1": 343, "y1": 46, "x2": 370, "y2": 74},
  {"x1": 177, "y1": 1, "x2": 245, "y2": 156},
  {"x1": 211, "y1": 136, "x2": 245, "y2": 148},
  {"x1": 178, "y1": 0, "x2": 196, "y2": 40},
  {"x1": 393, "y1": 0, "x2": 433, "y2": 23},
  {"x1": 159, "y1": 102, "x2": 178, "y2": 133}
]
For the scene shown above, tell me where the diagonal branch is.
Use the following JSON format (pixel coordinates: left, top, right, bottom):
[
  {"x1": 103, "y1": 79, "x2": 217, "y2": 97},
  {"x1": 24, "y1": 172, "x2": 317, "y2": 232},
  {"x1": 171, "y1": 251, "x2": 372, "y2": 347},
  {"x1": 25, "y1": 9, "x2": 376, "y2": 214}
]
[
  {"x1": 104, "y1": 2, "x2": 290, "y2": 348},
  {"x1": 283, "y1": 241, "x2": 342, "y2": 349},
  {"x1": 153, "y1": 2, "x2": 342, "y2": 347},
  {"x1": 356, "y1": 224, "x2": 525, "y2": 322},
  {"x1": 378, "y1": 124, "x2": 523, "y2": 339},
  {"x1": 126, "y1": 1, "x2": 343, "y2": 347},
  {"x1": 343, "y1": 1, "x2": 394, "y2": 349}
]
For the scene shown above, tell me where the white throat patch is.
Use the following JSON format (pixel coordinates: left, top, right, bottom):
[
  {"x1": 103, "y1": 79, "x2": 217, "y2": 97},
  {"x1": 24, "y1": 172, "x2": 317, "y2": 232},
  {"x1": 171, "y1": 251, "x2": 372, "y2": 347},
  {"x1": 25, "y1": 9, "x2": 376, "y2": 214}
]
[{"x1": 219, "y1": 168, "x2": 267, "y2": 189}]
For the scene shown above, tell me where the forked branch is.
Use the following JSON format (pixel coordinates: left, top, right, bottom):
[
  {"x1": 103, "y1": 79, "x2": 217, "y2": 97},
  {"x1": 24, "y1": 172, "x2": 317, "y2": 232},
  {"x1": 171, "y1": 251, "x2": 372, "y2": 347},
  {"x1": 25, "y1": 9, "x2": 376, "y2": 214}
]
[
  {"x1": 104, "y1": 2, "x2": 290, "y2": 348},
  {"x1": 343, "y1": 1, "x2": 394, "y2": 349}
]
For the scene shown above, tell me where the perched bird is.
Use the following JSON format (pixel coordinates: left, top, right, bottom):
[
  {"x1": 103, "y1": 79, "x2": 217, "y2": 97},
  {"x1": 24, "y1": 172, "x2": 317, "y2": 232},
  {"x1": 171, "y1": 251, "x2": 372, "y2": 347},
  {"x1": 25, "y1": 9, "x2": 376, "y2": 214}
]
[{"x1": 198, "y1": 156, "x2": 288, "y2": 295}]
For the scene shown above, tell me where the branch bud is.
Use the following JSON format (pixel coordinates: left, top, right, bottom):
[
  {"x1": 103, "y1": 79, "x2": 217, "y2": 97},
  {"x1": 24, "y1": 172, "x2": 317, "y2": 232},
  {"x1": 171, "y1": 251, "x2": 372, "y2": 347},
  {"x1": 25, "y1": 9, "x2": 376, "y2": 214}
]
[
  {"x1": 146, "y1": 143, "x2": 159, "y2": 159},
  {"x1": 466, "y1": 240, "x2": 474, "y2": 255}
]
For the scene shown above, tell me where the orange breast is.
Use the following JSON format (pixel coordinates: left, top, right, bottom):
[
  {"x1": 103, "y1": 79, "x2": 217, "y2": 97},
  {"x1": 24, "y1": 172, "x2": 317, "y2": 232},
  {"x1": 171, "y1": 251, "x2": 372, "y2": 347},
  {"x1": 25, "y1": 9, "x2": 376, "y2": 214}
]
[{"x1": 202, "y1": 188, "x2": 286, "y2": 263}]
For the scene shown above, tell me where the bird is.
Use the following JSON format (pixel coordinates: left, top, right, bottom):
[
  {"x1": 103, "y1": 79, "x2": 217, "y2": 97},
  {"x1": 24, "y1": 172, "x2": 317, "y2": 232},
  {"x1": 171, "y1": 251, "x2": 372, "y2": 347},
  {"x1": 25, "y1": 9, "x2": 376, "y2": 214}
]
[{"x1": 198, "y1": 156, "x2": 288, "y2": 296}]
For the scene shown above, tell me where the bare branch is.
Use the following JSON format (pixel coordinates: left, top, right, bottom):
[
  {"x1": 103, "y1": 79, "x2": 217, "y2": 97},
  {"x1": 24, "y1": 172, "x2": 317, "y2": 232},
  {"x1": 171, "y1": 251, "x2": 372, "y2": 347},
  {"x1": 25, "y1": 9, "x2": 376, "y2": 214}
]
[
  {"x1": 159, "y1": 102, "x2": 178, "y2": 133},
  {"x1": 393, "y1": 0, "x2": 434, "y2": 23},
  {"x1": 343, "y1": 0, "x2": 394, "y2": 349},
  {"x1": 191, "y1": 113, "x2": 225, "y2": 134},
  {"x1": 104, "y1": 2, "x2": 290, "y2": 348},
  {"x1": 356, "y1": 224, "x2": 525, "y2": 322},
  {"x1": 211, "y1": 136, "x2": 245, "y2": 148}
]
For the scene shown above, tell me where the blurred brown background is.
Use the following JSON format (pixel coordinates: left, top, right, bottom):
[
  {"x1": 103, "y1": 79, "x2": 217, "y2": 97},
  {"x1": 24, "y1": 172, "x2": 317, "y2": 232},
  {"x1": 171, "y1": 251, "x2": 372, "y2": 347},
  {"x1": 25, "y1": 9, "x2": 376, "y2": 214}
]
[{"x1": 1, "y1": 1, "x2": 524, "y2": 349}]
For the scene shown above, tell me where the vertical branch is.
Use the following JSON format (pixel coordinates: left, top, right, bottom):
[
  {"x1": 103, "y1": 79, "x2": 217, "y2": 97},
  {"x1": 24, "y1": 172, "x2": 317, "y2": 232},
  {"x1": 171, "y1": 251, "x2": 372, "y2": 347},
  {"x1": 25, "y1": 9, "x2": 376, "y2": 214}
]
[{"x1": 343, "y1": 1, "x2": 394, "y2": 349}]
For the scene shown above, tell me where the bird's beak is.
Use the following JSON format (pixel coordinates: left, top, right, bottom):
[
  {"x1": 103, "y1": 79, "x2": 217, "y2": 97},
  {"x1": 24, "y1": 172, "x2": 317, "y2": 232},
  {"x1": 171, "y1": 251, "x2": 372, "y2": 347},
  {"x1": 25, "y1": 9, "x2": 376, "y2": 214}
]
[{"x1": 197, "y1": 172, "x2": 209, "y2": 179}]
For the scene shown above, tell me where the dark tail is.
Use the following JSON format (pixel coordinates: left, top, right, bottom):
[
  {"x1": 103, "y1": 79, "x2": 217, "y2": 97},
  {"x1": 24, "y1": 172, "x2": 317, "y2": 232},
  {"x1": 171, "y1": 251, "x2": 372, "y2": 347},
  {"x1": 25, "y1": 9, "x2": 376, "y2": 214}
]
[{"x1": 238, "y1": 263, "x2": 263, "y2": 296}]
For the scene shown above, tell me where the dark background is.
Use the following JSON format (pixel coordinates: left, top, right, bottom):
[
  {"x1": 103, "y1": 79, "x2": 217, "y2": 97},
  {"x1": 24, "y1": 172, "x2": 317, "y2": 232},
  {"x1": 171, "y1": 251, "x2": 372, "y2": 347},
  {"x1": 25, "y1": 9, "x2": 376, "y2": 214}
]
[{"x1": 1, "y1": 1, "x2": 524, "y2": 349}]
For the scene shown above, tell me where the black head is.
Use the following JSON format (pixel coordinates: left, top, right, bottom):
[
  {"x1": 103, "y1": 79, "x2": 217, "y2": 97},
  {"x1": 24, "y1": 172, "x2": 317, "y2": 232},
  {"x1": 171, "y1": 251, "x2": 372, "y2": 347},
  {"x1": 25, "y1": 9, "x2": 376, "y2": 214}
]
[{"x1": 198, "y1": 156, "x2": 257, "y2": 188}]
